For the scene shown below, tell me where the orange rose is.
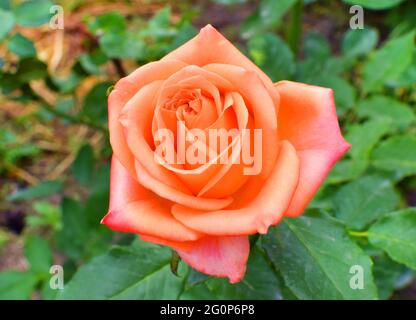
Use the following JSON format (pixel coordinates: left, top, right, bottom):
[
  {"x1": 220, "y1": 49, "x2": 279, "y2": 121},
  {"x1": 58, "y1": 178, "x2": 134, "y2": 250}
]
[{"x1": 101, "y1": 25, "x2": 350, "y2": 283}]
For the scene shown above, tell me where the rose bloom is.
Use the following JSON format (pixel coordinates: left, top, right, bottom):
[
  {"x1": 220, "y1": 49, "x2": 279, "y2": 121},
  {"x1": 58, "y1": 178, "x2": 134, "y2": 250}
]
[{"x1": 101, "y1": 25, "x2": 350, "y2": 283}]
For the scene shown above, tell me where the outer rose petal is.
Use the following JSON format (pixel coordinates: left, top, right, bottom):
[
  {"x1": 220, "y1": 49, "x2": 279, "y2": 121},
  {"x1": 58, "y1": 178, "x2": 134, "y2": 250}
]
[
  {"x1": 140, "y1": 235, "x2": 195, "y2": 252},
  {"x1": 101, "y1": 156, "x2": 202, "y2": 242},
  {"x1": 171, "y1": 141, "x2": 300, "y2": 236},
  {"x1": 204, "y1": 64, "x2": 279, "y2": 179},
  {"x1": 106, "y1": 156, "x2": 152, "y2": 212},
  {"x1": 162, "y1": 24, "x2": 279, "y2": 107},
  {"x1": 103, "y1": 200, "x2": 202, "y2": 242},
  {"x1": 275, "y1": 81, "x2": 351, "y2": 217},
  {"x1": 120, "y1": 81, "x2": 234, "y2": 211},
  {"x1": 134, "y1": 160, "x2": 234, "y2": 211},
  {"x1": 177, "y1": 236, "x2": 250, "y2": 284},
  {"x1": 108, "y1": 60, "x2": 187, "y2": 176}
]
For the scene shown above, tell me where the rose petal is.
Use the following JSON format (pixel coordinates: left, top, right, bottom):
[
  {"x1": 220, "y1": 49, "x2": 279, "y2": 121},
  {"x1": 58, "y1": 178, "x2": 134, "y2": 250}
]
[
  {"x1": 171, "y1": 141, "x2": 300, "y2": 236},
  {"x1": 102, "y1": 199, "x2": 202, "y2": 242},
  {"x1": 135, "y1": 159, "x2": 234, "y2": 211},
  {"x1": 177, "y1": 236, "x2": 250, "y2": 284},
  {"x1": 121, "y1": 80, "x2": 236, "y2": 210},
  {"x1": 140, "y1": 235, "x2": 195, "y2": 252},
  {"x1": 275, "y1": 81, "x2": 351, "y2": 217},
  {"x1": 162, "y1": 24, "x2": 278, "y2": 106},
  {"x1": 157, "y1": 65, "x2": 234, "y2": 113},
  {"x1": 102, "y1": 157, "x2": 202, "y2": 242},
  {"x1": 152, "y1": 66, "x2": 250, "y2": 197},
  {"x1": 108, "y1": 60, "x2": 187, "y2": 176},
  {"x1": 197, "y1": 92, "x2": 251, "y2": 198},
  {"x1": 121, "y1": 80, "x2": 192, "y2": 194},
  {"x1": 107, "y1": 156, "x2": 152, "y2": 212},
  {"x1": 204, "y1": 64, "x2": 279, "y2": 179}
]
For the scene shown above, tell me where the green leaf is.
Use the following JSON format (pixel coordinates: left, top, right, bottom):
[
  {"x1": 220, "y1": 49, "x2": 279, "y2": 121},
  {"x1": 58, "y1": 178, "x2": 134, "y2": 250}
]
[
  {"x1": 99, "y1": 31, "x2": 146, "y2": 60},
  {"x1": 362, "y1": 31, "x2": 415, "y2": 92},
  {"x1": 90, "y1": 162, "x2": 110, "y2": 194},
  {"x1": 24, "y1": 235, "x2": 52, "y2": 275},
  {"x1": 181, "y1": 247, "x2": 283, "y2": 300},
  {"x1": 78, "y1": 50, "x2": 107, "y2": 75},
  {"x1": 148, "y1": 6, "x2": 171, "y2": 29},
  {"x1": 241, "y1": 0, "x2": 296, "y2": 38},
  {"x1": 41, "y1": 277, "x2": 57, "y2": 300},
  {"x1": 296, "y1": 33, "x2": 332, "y2": 83},
  {"x1": 342, "y1": 0, "x2": 405, "y2": 10},
  {"x1": 7, "y1": 32, "x2": 36, "y2": 57},
  {"x1": 0, "y1": 0, "x2": 11, "y2": 10},
  {"x1": 373, "y1": 254, "x2": 408, "y2": 299},
  {"x1": 17, "y1": 58, "x2": 48, "y2": 82},
  {"x1": 389, "y1": 50, "x2": 416, "y2": 87},
  {"x1": 178, "y1": 282, "x2": 216, "y2": 299},
  {"x1": 54, "y1": 188, "x2": 111, "y2": 260},
  {"x1": 263, "y1": 216, "x2": 378, "y2": 299},
  {"x1": 84, "y1": 189, "x2": 109, "y2": 227},
  {"x1": 0, "y1": 271, "x2": 38, "y2": 299},
  {"x1": 316, "y1": 75, "x2": 356, "y2": 114},
  {"x1": 13, "y1": 0, "x2": 53, "y2": 26},
  {"x1": 248, "y1": 33, "x2": 295, "y2": 81},
  {"x1": 138, "y1": 9, "x2": 176, "y2": 45},
  {"x1": 371, "y1": 134, "x2": 416, "y2": 179},
  {"x1": 325, "y1": 56, "x2": 355, "y2": 75},
  {"x1": 368, "y1": 208, "x2": 416, "y2": 270},
  {"x1": 55, "y1": 197, "x2": 89, "y2": 260},
  {"x1": 71, "y1": 144, "x2": 94, "y2": 186},
  {"x1": 3, "y1": 142, "x2": 40, "y2": 164},
  {"x1": 51, "y1": 72, "x2": 81, "y2": 93},
  {"x1": 387, "y1": 0, "x2": 416, "y2": 38},
  {"x1": 342, "y1": 28, "x2": 379, "y2": 57},
  {"x1": 89, "y1": 13, "x2": 146, "y2": 60},
  {"x1": 57, "y1": 240, "x2": 184, "y2": 299},
  {"x1": 8, "y1": 180, "x2": 63, "y2": 201},
  {"x1": 26, "y1": 201, "x2": 61, "y2": 230},
  {"x1": 0, "y1": 9, "x2": 14, "y2": 40},
  {"x1": 81, "y1": 81, "x2": 113, "y2": 123},
  {"x1": 326, "y1": 159, "x2": 368, "y2": 184},
  {"x1": 356, "y1": 95, "x2": 415, "y2": 131},
  {"x1": 168, "y1": 22, "x2": 197, "y2": 51},
  {"x1": 88, "y1": 12, "x2": 126, "y2": 34},
  {"x1": 185, "y1": 269, "x2": 209, "y2": 287},
  {"x1": 304, "y1": 32, "x2": 331, "y2": 61},
  {"x1": 334, "y1": 175, "x2": 400, "y2": 230},
  {"x1": 0, "y1": 73, "x2": 19, "y2": 94},
  {"x1": 54, "y1": 98, "x2": 75, "y2": 116},
  {"x1": 345, "y1": 118, "x2": 391, "y2": 159},
  {"x1": 307, "y1": 185, "x2": 337, "y2": 211}
]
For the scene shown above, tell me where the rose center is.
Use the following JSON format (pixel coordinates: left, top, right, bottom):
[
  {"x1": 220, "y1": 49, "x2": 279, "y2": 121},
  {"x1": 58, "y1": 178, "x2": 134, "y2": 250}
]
[{"x1": 162, "y1": 88, "x2": 202, "y2": 118}]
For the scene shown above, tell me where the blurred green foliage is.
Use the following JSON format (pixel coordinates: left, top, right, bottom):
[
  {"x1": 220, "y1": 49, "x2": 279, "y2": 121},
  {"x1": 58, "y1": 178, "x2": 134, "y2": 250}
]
[{"x1": 0, "y1": 0, "x2": 415, "y2": 300}]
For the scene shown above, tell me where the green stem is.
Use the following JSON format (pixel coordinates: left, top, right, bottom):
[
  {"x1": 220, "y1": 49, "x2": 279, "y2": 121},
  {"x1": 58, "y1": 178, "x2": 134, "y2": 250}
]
[
  {"x1": 348, "y1": 230, "x2": 369, "y2": 238},
  {"x1": 285, "y1": 0, "x2": 304, "y2": 56},
  {"x1": 170, "y1": 250, "x2": 181, "y2": 277}
]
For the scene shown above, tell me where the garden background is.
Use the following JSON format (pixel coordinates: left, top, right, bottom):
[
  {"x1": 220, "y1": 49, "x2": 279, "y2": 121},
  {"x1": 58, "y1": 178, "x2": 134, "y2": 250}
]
[{"x1": 0, "y1": 0, "x2": 415, "y2": 300}]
